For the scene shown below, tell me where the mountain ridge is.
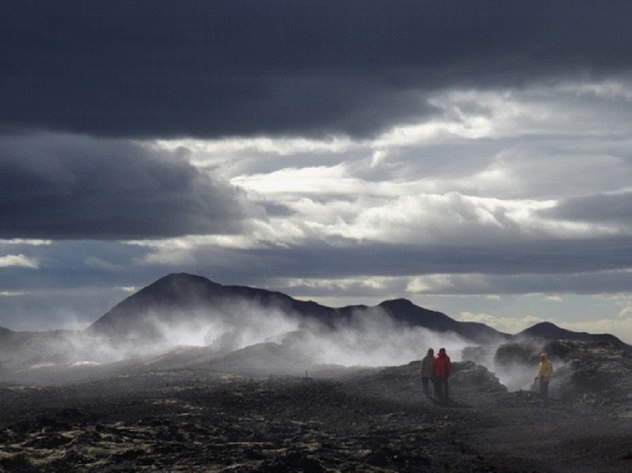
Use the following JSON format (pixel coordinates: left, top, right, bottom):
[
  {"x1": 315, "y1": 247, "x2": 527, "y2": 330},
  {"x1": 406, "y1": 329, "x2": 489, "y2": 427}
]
[
  {"x1": 87, "y1": 272, "x2": 506, "y2": 344},
  {"x1": 1, "y1": 273, "x2": 629, "y2": 350},
  {"x1": 85, "y1": 273, "x2": 630, "y2": 349}
]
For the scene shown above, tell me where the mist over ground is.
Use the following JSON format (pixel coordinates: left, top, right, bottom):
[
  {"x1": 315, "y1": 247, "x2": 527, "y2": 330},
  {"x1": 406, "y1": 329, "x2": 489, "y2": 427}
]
[
  {"x1": 2, "y1": 271, "x2": 630, "y2": 404},
  {"x1": 0, "y1": 294, "x2": 584, "y2": 397},
  {"x1": 0, "y1": 301, "x2": 469, "y2": 377}
]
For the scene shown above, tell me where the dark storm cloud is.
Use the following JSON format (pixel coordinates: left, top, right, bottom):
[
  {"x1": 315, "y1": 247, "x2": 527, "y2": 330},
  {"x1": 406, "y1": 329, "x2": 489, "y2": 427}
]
[
  {"x1": 174, "y1": 236, "x2": 632, "y2": 284},
  {"x1": 0, "y1": 240, "x2": 154, "y2": 291},
  {"x1": 541, "y1": 192, "x2": 632, "y2": 226},
  {"x1": 2, "y1": 0, "x2": 632, "y2": 138},
  {"x1": 0, "y1": 133, "x2": 250, "y2": 239}
]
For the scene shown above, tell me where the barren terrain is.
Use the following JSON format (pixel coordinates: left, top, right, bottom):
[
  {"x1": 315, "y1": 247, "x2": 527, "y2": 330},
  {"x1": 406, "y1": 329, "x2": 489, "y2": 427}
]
[{"x1": 1, "y1": 360, "x2": 631, "y2": 472}]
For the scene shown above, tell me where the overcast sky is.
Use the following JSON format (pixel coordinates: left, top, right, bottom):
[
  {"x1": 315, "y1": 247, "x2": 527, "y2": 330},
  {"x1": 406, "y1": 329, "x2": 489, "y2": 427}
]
[{"x1": 2, "y1": 1, "x2": 632, "y2": 342}]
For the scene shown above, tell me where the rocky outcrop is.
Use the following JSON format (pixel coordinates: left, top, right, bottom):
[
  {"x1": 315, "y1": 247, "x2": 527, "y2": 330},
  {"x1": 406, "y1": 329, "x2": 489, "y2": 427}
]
[
  {"x1": 543, "y1": 340, "x2": 632, "y2": 405},
  {"x1": 487, "y1": 338, "x2": 632, "y2": 405},
  {"x1": 344, "y1": 360, "x2": 506, "y2": 408}
]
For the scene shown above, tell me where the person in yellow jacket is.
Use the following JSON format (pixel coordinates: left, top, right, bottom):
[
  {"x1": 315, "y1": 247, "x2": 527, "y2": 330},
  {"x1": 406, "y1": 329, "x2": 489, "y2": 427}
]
[{"x1": 535, "y1": 352, "x2": 553, "y2": 406}]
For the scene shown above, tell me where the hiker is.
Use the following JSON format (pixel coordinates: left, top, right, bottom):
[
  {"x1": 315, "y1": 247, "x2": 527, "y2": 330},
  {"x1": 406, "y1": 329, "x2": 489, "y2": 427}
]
[
  {"x1": 535, "y1": 352, "x2": 553, "y2": 406},
  {"x1": 433, "y1": 347, "x2": 452, "y2": 401},
  {"x1": 421, "y1": 348, "x2": 435, "y2": 398}
]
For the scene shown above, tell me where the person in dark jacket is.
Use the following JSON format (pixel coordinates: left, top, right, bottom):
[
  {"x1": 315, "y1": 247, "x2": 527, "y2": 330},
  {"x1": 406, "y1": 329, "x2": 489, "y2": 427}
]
[
  {"x1": 421, "y1": 348, "x2": 435, "y2": 398},
  {"x1": 433, "y1": 348, "x2": 452, "y2": 402}
]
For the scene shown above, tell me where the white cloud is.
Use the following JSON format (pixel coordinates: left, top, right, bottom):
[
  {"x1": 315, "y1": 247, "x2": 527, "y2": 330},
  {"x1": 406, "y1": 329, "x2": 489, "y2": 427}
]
[
  {"x1": 321, "y1": 191, "x2": 609, "y2": 245},
  {"x1": 565, "y1": 318, "x2": 632, "y2": 345},
  {"x1": 276, "y1": 276, "x2": 397, "y2": 294},
  {"x1": 118, "y1": 286, "x2": 139, "y2": 294},
  {"x1": 407, "y1": 275, "x2": 461, "y2": 294},
  {"x1": 0, "y1": 254, "x2": 39, "y2": 269},
  {"x1": 619, "y1": 307, "x2": 632, "y2": 319},
  {"x1": 0, "y1": 239, "x2": 52, "y2": 246},
  {"x1": 153, "y1": 135, "x2": 357, "y2": 158},
  {"x1": 559, "y1": 79, "x2": 632, "y2": 102},
  {"x1": 231, "y1": 165, "x2": 362, "y2": 197},
  {"x1": 457, "y1": 311, "x2": 545, "y2": 334},
  {"x1": 228, "y1": 142, "x2": 626, "y2": 247},
  {"x1": 85, "y1": 257, "x2": 125, "y2": 271},
  {"x1": 0, "y1": 291, "x2": 27, "y2": 297}
]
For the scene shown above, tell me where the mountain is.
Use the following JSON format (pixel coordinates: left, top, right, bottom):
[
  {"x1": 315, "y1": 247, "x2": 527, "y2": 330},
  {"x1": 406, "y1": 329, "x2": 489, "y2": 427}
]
[
  {"x1": 88, "y1": 273, "x2": 632, "y2": 350},
  {"x1": 87, "y1": 273, "x2": 350, "y2": 338},
  {"x1": 87, "y1": 273, "x2": 507, "y2": 344},
  {"x1": 378, "y1": 298, "x2": 505, "y2": 343},
  {"x1": 515, "y1": 321, "x2": 630, "y2": 351}
]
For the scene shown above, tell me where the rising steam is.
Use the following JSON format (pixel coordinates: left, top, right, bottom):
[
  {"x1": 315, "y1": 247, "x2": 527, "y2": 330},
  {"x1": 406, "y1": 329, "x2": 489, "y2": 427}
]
[
  {"x1": 1, "y1": 299, "x2": 475, "y2": 382},
  {"x1": 5, "y1": 294, "x2": 586, "y2": 397}
]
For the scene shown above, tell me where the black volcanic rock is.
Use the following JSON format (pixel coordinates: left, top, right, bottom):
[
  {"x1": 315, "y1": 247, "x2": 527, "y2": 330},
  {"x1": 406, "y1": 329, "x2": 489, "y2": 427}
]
[
  {"x1": 494, "y1": 341, "x2": 537, "y2": 367},
  {"x1": 347, "y1": 359, "x2": 507, "y2": 407},
  {"x1": 2, "y1": 362, "x2": 632, "y2": 473},
  {"x1": 544, "y1": 340, "x2": 632, "y2": 401}
]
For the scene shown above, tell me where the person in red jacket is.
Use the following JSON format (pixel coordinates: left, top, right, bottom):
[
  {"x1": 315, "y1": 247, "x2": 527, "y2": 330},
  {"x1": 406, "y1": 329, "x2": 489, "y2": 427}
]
[{"x1": 433, "y1": 348, "x2": 452, "y2": 402}]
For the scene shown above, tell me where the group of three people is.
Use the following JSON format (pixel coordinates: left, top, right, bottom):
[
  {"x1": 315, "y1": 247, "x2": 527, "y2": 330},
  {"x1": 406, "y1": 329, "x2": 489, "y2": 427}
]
[{"x1": 421, "y1": 348, "x2": 554, "y2": 405}]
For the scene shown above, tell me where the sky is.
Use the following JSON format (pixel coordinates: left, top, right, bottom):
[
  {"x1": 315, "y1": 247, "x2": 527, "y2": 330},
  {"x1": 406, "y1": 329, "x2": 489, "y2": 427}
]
[{"x1": 2, "y1": 1, "x2": 632, "y2": 342}]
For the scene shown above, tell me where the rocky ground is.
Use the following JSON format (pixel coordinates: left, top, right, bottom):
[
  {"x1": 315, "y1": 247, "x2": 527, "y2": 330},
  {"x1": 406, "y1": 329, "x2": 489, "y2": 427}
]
[{"x1": 1, "y1": 358, "x2": 632, "y2": 472}]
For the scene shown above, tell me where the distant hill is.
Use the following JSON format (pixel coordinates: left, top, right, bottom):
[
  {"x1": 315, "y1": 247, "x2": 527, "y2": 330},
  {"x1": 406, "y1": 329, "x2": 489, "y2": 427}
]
[
  {"x1": 0, "y1": 326, "x2": 13, "y2": 340},
  {"x1": 377, "y1": 298, "x2": 505, "y2": 343},
  {"x1": 86, "y1": 273, "x2": 352, "y2": 339},
  {"x1": 86, "y1": 273, "x2": 508, "y2": 344},
  {"x1": 515, "y1": 322, "x2": 630, "y2": 351}
]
